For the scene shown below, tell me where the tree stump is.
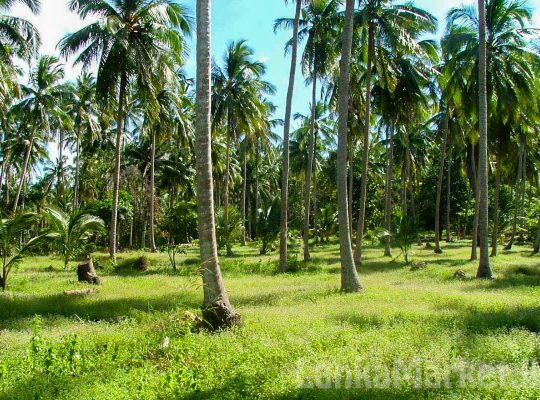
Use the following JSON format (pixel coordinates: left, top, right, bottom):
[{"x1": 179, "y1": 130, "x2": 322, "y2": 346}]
[{"x1": 77, "y1": 256, "x2": 101, "y2": 285}]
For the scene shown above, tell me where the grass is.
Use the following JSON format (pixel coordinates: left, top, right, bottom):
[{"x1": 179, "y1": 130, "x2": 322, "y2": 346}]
[{"x1": 0, "y1": 240, "x2": 539, "y2": 399}]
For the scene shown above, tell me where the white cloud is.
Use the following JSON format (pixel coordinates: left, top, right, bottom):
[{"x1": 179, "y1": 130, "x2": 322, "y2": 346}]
[{"x1": 10, "y1": 0, "x2": 96, "y2": 80}]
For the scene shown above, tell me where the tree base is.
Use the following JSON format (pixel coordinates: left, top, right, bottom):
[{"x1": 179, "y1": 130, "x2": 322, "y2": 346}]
[
  {"x1": 77, "y1": 257, "x2": 102, "y2": 285},
  {"x1": 434, "y1": 247, "x2": 443, "y2": 254},
  {"x1": 202, "y1": 301, "x2": 242, "y2": 331}
]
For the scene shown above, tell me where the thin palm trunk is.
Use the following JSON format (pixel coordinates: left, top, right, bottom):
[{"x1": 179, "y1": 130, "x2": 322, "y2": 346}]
[
  {"x1": 279, "y1": 0, "x2": 301, "y2": 273},
  {"x1": 518, "y1": 148, "x2": 526, "y2": 243},
  {"x1": 303, "y1": 73, "x2": 317, "y2": 262},
  {"x1": 255, "y1": 141, "x2": 260, "y2": 238},
  {"x1": 224, "y1": 114, "x2": 233, "y2": 256},
  {"x1": 505, "y1": 141, "x2": 524, "y2": 250},
  {"x1": 445, "y1": 145, "x2": 453, "y2": 242},
  {"x1": 241, "y1": 142, "x2": 247, "y2": 246},
  {"x1": 354, "y1": 23, "x2": 374, "y2": 265},
  {"x1": 338, "y1": 0, "x2": 362, "y2": 293},
  {"x1": 476, "y1": 0, "x2": 493, "y2": 278},
  {"x1": 532, "y1": 192, "x2": 540, "y2": 254},
  {"x1": 73, "y1": 121, "x2": 81, "y2": 210},
  {"x1": 109, "y1": 73, "x2": 127, "y2": 261},
  {"x1": 384, "y1": 125, "x2": 394, "y2": 257},
  {"x1": 348, "y1": 129, "x2": 353, "y2": 239},
  {"x1": 149, "y1": 129, "x2": 157, "y2": 253},
  {"x1": 196, "y1": 0, "x2": 239, "y2": 329},
  {"x1": 13, "y1": 127, "x2": 35, "y2": 215},
  {"x1": 313, "y1": 133, "x2": 318, "y2": 244},
  {"x1": 434, "y1": 112, "x2": 449, "y2": 254},
  {"x1": 491, "y1": 139, "x2": 502, "y2": 256},
  {"x1": 58, "y1": 129, "x2": 64, "y2": 199}
]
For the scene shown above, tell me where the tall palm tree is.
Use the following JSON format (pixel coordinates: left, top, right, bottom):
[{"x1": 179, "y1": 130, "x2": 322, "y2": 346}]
[
  {"x1": 337, "y1": 0, "x2": 362, "y2": 293},
  {"x1": 353, "y1": 0, "x2": 437, "y2": 264},
  {"x1": 212, "y1": 40, "x2": 274, "y2": 255},
  {"x1": 60, "y1": 0, "x2": 190, "y2": 262},
  {"x1": 278, "y1": 0, "x2": 302, "y2": 273},
  {"x1": 275, "y1": 0, "x2": 340, "y2": 262},
  {"x1": 10, "y1": 55, "x2": 67, "y2": 214},
  {"x1": 476, "y1": 0, "x2": 493, "y2": 278},
  {"x1": 195, "y1": 0, "x2": 240, "y2": 329}
]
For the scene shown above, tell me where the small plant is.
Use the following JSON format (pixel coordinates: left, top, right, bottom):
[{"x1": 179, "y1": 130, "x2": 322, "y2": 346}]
[
  {"x1": 162, "y1": 243, "x2": 187, "y2": 271},
  {"x1": 257, "y1": 198, "x2": 281, "y2": 255},
  {"x1": 394, "y1": 212, "x2": 418, "y2": 266}
]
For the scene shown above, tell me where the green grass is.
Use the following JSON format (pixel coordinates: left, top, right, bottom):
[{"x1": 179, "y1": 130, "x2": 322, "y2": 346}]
[{"x1": 0, "y1": 241, "x2": 539, "y2": 399}]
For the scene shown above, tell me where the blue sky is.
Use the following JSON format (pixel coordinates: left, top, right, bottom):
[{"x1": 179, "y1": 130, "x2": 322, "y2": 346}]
[{"x1": 9, "y1": 0, "x2": 540, "y2": 124}]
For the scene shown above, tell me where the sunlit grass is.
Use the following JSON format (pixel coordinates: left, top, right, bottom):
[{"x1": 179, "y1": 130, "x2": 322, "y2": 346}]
[{"x1": 0, "y1": 240, "x2": 539, "y2": 399}]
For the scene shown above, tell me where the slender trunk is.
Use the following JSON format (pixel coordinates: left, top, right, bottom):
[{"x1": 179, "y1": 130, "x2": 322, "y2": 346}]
[
  {"x1": 58, "y1": 129, "x2": 64, "y2": 199},
  {"x1": 434, "y1": 112, "x2": 449, "y2": 253},
  {"x1": 533, "y1": 193, "x2": 540, "y2": 254},
  {"x1": 224, "y1": 114, "x2": 232, "y2": 256},
  {"x1": 13, "y1": 127, "x2": 35, "y2": 215},
  {"x1": 129, "y1": 215, "x2": 134, "y2": 248},
  {"x1": 338, "y1": 0, "x2": 362, "y2": 293},
  {"x1": 149, "y1": 129, "x2": 157, "y2": 252},
  {"x1": 5, "y1": 164, "x2": 10, "y2": 206},
  {"x1": 109, "y1": 73, "x2": 127, "y2": 262},
  {"x1": 470, "y1": 147, "x2": 479, "y2": 261},
  {"x1": 446, "y1": 145, "x2": 453, "y2": 242},
  {"x1": 476, "y1": 0, "x2": 493, "y2": 278},
  {"x1": 0, "y1": 151, "x2": 8, "y2": 201},
  {"x1": 491, "y1": 139, "x2": 501, "y2": 256},
  {"x1": 505, "y1": 140, "x2": 524, "y2": 250},
  {"x1": 303, "y1": 73, "x2": 317, "y2": 262},
  {"x1": 255, "y1": 141, "x2": 260, "y2": 238},
  {"x1": 384, "y1": 125, "x2": 394, "y2": 257},
  {"x1": 279, "y1": 0, "x2": 301, "y2": 273},
  {"x1": 353, "y1": 23, "x2": 374, "y2": 265},
  {"x1": 196, "y1": 0, "x2": 239, "y2": 329},
  {"x1": 241, "y1": 142, "x2": 247, "y2": 246},
  {"x1": 313, "y1": 133, "x2": 318, "y2": 245},
  {"x1": 348, "y1": 129, "x2": 353, "y2": 239},
  {"x1": 519, "y1": 148, "x2": 526, "y2": 243},
  {"x1": 74, "y1": 122, "x2": 81, "y2": 210}
]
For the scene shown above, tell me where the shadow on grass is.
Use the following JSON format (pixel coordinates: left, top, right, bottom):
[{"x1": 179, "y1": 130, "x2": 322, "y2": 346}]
[{"x1": 0, "y1": 291, "x2": 200, "y2": 330}]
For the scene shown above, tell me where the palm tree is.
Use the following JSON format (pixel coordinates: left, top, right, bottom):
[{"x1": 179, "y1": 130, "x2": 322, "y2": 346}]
[
  {"x1": 353, "y1": 0, "x2": 437, "y2": 264},
  {"x1": 212, "y1": 40, "x2": 274, "y2": 255},
  {"x1": 476, "y1": 0, "x2": 493, "y2": 278},
  {"x1": 60, "y1": 0, "x2": 190, "y2": 262},
  {"x1": 44, "y1": 207, "x2": 105, "y2": 271},
  {"x1": 0, "y1": 212, "x2": 41, "y2": 290},
  {"x1": 337, "y1": 0, "x2": 362, "y2": 293},
  {"x1": 10, "y1": 55, "x2": 67, "y2": 214},
  {"x1": 195, "y1": 0, "x2": 240, "y2": 329},
  {"x1": 276, "y1": 0, "x2": 340, "y2": 262}
]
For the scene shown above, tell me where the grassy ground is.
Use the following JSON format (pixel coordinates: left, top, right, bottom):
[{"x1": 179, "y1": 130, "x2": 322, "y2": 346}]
[{"x1": 0, "y1": 240, "x2": 539, "y2": 399}]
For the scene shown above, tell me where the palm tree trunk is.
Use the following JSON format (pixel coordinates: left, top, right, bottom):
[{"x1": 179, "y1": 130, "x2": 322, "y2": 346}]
[
  {"x1": 532, "y1": 195, "x2": 540, "y2": 254},
  {"x1": 384, "y1": 124, "x2": 394, "y2": 257},
  {"x1": 224, "y1": 113, "x2": 233, "y2": 256},
  {"x1": 353, "y1": 23, "x2": 374, "y2": 265},
  {"x1": 279, "y1": 0, "x2": 301, "y2": 272},
  {"x1": 74, "y1": 124, "x2": 81, "y2": 210},
  {"x1": 348, "y1": 128, "x2": 353, "y2": 239},
  {"x1": 149, "y1": 129, "x2": 157, "y2": 253},
  {"x1": 255, "y1": 140, "x2": 260, "y2": 238},
  {"x1": 0, "y1": 151, "x2": 8, "y2": 201},
  {"x1": 519, "y1": 148, "x2": 526, "y2": 243},
  {"x1": 109, "y1": 72, "x2": 127, "y2": 262},
  {"x1": 5, "y1": 164, "x2": 10, "y2": 206},
  {"x1": 195, "y1": 0, "x2": 239, "y2": 329},
  {"x1": 58, "y1": 129, "x2": 64, "y2": 199},
  {"x1": 303, "y1": 72, "x2": 317, "y2": 262},
  {"x1": 241, "y1": 142, "x2": 247, "y2": 246},
  {"x1": 13, "y1": 127, "x2": 35, "y2": 215},
  {"x1": 338, "y1": 0, "x2": 362, "y2": 293},
  {"x1": 476, "y1": 0, "x2": 493, "y2": 279},
  {"x1": 491, "y1": 139, "x2": 502, "y2": 256},
  {"x1": 313, "y1": 133, "x2": 318, "y2": 245},
  {"x1": 505, "y1": 140, "x2": 524, "y2": 250},
  {"x1": 446, "y1": 145, "x2": 453, "y2": 242},
  {"x1": 434, "y1": 112, "x2": 449, "y2": 254}
]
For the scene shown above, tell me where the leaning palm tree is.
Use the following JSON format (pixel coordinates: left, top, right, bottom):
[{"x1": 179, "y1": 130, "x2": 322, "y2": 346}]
[
  {"x1": 44, "y1": 207, "x2": 105, "y2": 271},
  {"x1": 337, "y1": 0, "x2": 362, "y2": 293},
  {"x1": 278, "y1": 0, "x2": 302, "y2": 272},
  {"x1": 60, "y1": 0, "x2": 191, "y2": 262},
  {"x1": 195, "y1": 0, "x2": 240, "y2": 329}
]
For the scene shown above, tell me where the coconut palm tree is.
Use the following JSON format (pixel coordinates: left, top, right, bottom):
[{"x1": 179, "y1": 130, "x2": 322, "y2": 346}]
[
  {"x1": 276, "y1": 0, "x2": 340, "y2": 262},
  {"x1": 278, "y1": 0, "x2": 302, "y2": 272},
  {"x1": 44, "y1": 207, "x2": 105, "y2": 271},
  {"x1": 60, "y1": 0, "x2": 191, "y2": 262},
  {"x1": 337, "y1": 0, "x2": 362, "y2": 293},
  {"x1": 353, "y1": 0, "x2": 437, "y2": 264},
  {"x1": 9, "y1": 55, "x2": 68, "y2": 214},
  {"x1": 195, "y1": 0, "x2": 240, "y2": 329},
  {"x1": 212, "y1": 40, "x2": 275, "y2": 255}
]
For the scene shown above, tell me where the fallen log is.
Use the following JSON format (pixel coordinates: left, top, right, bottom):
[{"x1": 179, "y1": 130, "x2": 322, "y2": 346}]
[{"x1": 63, "y1": 288, "x2": 98, "y2": 296}]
